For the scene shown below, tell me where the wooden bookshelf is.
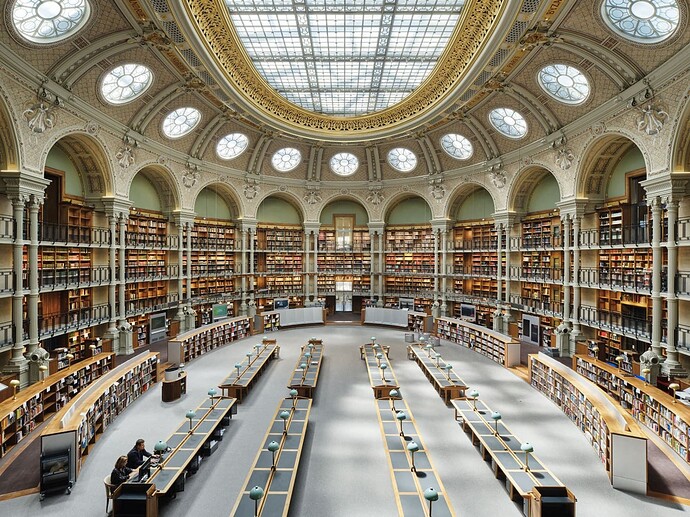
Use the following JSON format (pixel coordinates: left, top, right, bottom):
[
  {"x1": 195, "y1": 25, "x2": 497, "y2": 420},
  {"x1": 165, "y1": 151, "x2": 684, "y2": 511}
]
[
  {"x1": 61, "y1": 203, "x2": 93, "y2": 243},
  {"x1": 574, "y1": 355, "x2": 690, "y2": 464},
  {"x1": 598, "y1": 249, "x2": 652, "y2": 291},
  {"x1": 529, "y1": 353, "x2": 648, "y2": 492},
  {"x1": 42, "y1": 353, "x2": 158, "y2": 476},
  {"x1": 454, "y1": 222, "x2": 496, "y2": 250},
  {"x1": 126, "y1": 210, "x2": 168, "y2": 248},
  {"x1": 408, "y1": 312, "x2": 432, "y2": 333},
  {"x1": 434, "y1": 316, "x2": 520, "y2": 367},
  {"x1": 521, "y1": 214, "x2": 561, "y2": 249},
  {"x1": 256, "y1": 225, "x2": 303, "y2": 251},
  {"x1": 167, "y1": 316, "x2": 252, "y2": 365},
  {"x1": 0, "y1": 353, "x2": 114, "y2": 458}
]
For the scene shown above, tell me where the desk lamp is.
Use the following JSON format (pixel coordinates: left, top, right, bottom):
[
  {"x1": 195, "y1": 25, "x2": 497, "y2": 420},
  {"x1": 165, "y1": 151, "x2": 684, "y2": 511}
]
[
  {"x1": 307, "y1": 343, "x2": 315, "y2": 351},
  {"x1": 435, "y1": 353, "x2": 441, "y2": 367},
  {"x1": 279, "y1": 410, "x2": 290, "y2": 434},
  {"x1": 407, "y1": 441, "x2": 419, "y2": 472},
  {"x1": 590, "y1": 345, "x2": 599, "y2": 360},
  {"x1": 300, "y1": 362, "x2": 308, "y2": 382},
  {"x1": 425, "y1": 343, "x2": 433, "y2": 358},
  {"x1": 641, "y1": 367, "x2": 651, "y2": 386},
  {"x1": 373, "y1": 343, "x2": 381, "y2": 353},
  {"x1": 424, "y1": 487, "x2": 439, "y2": 516},
  {"x1": 444, "y1": 364, "x2": 453, "y2": 381},
  {"x1": 89, "y1": 344, "x2": 96, "y2": 356},
  {"x1": 468, "y1": 389, "x2": 479, "y2": 410},
  {"x1": 254, "y1": 344, "x2": 261, "y2": 354},
  {"x1": 371, "y1": 336, "x2": 376, "y2": 345},
  {"x1": 10, "y1": 379, "x2": 20, "y2": 400},
  {"x1": 246, "y1": 351, "x2": 252, "y2": 363},
  {"x1": 669, "y1": 383, "x2": 680, "y2": 403},
  {"x1": 66, "y1": 353, "x2": 74, "y2": 366},
  {"x1": 491, "y1": 411, "x2": 502, "y2": 436},
  {"x1": 39, "y1": 364, "x2": 48, "y2": 383},
  {"x1": 396, "y1": 410, "x2": 407, "y2": 437},
  {"x1": 615, "y1": 355, "x2": 624, "y2": 372},
  {"x1": 154, "y1": 440, "x2": 168, "y2": 459},
  {"x1": 521, "y1": 442, "x2": 534, "y2": 471},
  {"x1": 249, "y1": 486, "x2": 264, "y2": 517},
  {"x1": 376, "y1": 352, "x2": 383, "y2": 366},
  {"x1": 208, "y1": 387, "x2": 217, "y2": 404},
  {"x1": 304, "y1": 352, "x2": 312, "y2": 362},
  {"x1": 186, "y1": 409, "x2": 196, "y2": 433},
  {"x1": 267, "y1": 440, "x2": 280, "y2": 470},
  {"x1": 380, "y1": 362, "x2": 388, "y2": 382},
  {"x1": 290, "y1": 389, "x2": 298, "y2": 408},
  {"x1": 235, "y1": 362, "x2": 242, "y2": 378},
  {"x1": 389, "y1": 389, "x2": 399, "y2": 412}
]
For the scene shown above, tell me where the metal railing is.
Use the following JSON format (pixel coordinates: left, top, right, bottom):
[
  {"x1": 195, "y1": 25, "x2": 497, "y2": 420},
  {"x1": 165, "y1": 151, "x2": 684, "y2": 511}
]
[
  {"x1": 578, "y1": 267, "x2": 652, "y2": 292},
  {"x1": 38, "y1": 222, "x2": 111, "y2": 245},
  {"x1": 36, "y1": 303, "x2": 110, "y2": 338},
  {"x1": 578, "y1": 305, "x2": 651, "y2": 339},
  {"x1": 508, "y1": 295, "x2": 564, "y2": 316},
  {"x1": 508, "y1": 266, "x2": 562, "y2": 283}
]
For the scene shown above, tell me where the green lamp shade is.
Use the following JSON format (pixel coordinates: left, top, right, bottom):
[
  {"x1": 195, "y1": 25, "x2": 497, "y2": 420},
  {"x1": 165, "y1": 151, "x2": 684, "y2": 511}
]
[
  {"x1": 380, "y1": 363, "x2": 388, "y2": 370},
  {"x1": 246, "y1": 352, "x2": 252, "y2": 357},
  {"x1": 435, "y1": 353, "x2": 441, "y2": 359},
  {"x1": 376, "y1": 353, "x2": 383, "y2": 359},
  {"x1": 491, "y1": 411, "x2": 502, "y2": 421},
  {"x1": 396, "y1": 411, "x2": 407, "y2": 421},
  {"x1": 186, "y1": 409, "x2": 196, "y2": 420},
  {"x1": 389, "y1": 389, "x2": 399, "y2": 398},
  {"x1": 425, "y1": 344, "x2": 432, "y2": 350},
  {"x1": 419, "y1": 335, "x2": 426, "y2": 342},
  {"x1": 307, "y1": 343, "x2": 314, "y2": 349},
  {"x1": 468, "y1": 389, "x2": 479, "y2": 399},
  {"x1": 208, "y1": 388, "x2": 217, "y2": 398},
  {"x1": 279, "y1": 410, "x2": 290, "y2": 420},
  {"x1": 444, "y1": 364, "x2": 453, "y2": 371},
  {"x1": 407, "y1": 441, "x2": 419, "y2": 453},
  {"x1": 267, "y1": 440, "x2": 280, "y2": 453},
  {"x1": 373, "y1": 343, "x2": 381, "y2": 350},
  {"x1": 235, "y1": 362, "x2": 243, "y2": 369},
  {"x1": 521, "y1": 442, "x2": 534, "y2": 453},
  {"x1": 424, "y1": 487, "x2": 439, "y2": 502},
  {"x1": 371, "y1": 336, "x2": 376, "y2": 341},
  {"x1": 249, "y1": 486, "x2": 264, "y2": 501},
  {"x1": 300, "y1": 363, "x2": 307, "y2": 369},
  {"x1": 153, "y1": 440, "x2": 168, "y2": 453},
  {"x1": 254, "y1": 343, "x2": 261, "y2": 349},
  {"x1": 290, "y1": 389, "x2": 298, "y2": 397},
  {"x1": 304, "y1": 352, "x2": 312, "y2": 359},
  {"x1": 311, "y1": 337, "x2": 317, "y2": 341}
]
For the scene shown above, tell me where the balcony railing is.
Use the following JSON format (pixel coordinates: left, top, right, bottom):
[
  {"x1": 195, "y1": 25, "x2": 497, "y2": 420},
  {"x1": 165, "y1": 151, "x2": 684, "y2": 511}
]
[
  {"x1": 578, "y1": 267, "x2": 651, "y2": 292},
  {"x1": 508, "y1": 266, "x2": 562, "y2": 283},
  {"x1": 36, "y1": 303, "x2": 110, "y2": 338},
  {"x1": 125, "y1": 264, "x2": 179, "y2": 280},
  {"x1": 38, "y1": 222, "x2": 111, "y2": 245},
  {"x1": 0, "y1": 321, "x2": 13, "y2": 347},
  {"x1": 579, "y1": 305, "x2": 651, "y2": 340},
  {"x1": 38, "y1": 266, "x2": 110, "y2": 289},
  {"x1": 508, "y1": 295, "x2": 564, "y2": 316}
]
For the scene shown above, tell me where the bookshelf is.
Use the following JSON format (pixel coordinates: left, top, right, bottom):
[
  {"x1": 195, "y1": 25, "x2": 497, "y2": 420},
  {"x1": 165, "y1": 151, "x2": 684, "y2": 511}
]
[
  {"x1": 528, "y1": 353, "x2": 647, "y2": 492},
  {"x1": 598, "y1": 249, "x2": 652, "y2": 291},
  {"x1": 126, "y1": 210, "x2": 168, "y2": 248},
  {"x1": 520, "y1": 214, "x2": 561, "y2": 249},
  {"x1": 451, "y1": 303, "x2": 494, "y2": 328},
  {"x1": 408, "y1": 312, "x2": 432, "y2": 333},
  {"x1": 256, "y1": 225, "x2": 303, "y2": 251},
  {"x1": 60, "y1": 203, "x2": 93, "y2": 243},
  {"x1": 167, "y1": 316, "x2": 252, "y2": 365},
  {"x1": 41, "y1": 353, "x2": 158, "y2": 475},
  {"x1": 384, "y1": 225, "x2": 434, "y2": 306},
  {"x1": 0, "y1": 353, "x2": 114, "y2": 457},
  {"x1": 434, "y1": 316, "x2": 520, "y2": 367},
  {"x1": 190, "y1": 219, "x2": 236, "y2": 300}
]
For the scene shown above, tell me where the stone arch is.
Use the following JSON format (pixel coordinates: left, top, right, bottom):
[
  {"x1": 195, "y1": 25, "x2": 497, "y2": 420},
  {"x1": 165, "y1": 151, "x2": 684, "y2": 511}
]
[
  {"x1": 507, "y1": 165, "x2": 563, "y2": 213},
  {"x1": 670, "y1": 89, "x2": 690, "y2": 172},
  {"x1": 0, "y1": 86, "x2": 20, "y2": 170},
  {"x1": 128, "y1": 163, "x2": 181, "y2": 214},
  {"x1": 446, "y1": 181, "x2": 498, "y2": 221},
  {"x1": 317, "y1": 194, "x2": 373, "y2": 224},
  {"x1": 191, "y1": 180, "x2": 242, "y2": 220},
  {"x1": 255, "y1": 191, "x2": 305, "y2": 223},
  {"x1": 382, "y1": 192, "x2": 433, "y2": 224},
  {"x1": 575, "y1": 133, "x2": 646, "y2": 202}
]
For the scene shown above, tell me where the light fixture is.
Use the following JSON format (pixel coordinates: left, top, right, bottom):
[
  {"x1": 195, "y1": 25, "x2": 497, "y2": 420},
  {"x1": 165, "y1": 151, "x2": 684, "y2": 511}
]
[
  {"x1": 249, "y1": 485, "x2": 264, "y2": 517},
  {"x1": 376, "y1": 352, "x2": 383, "y2": 366},
  {"x1": 154, "y1": 440, "x2": 168, "y2": 456},
  {"x1": 300, "y1": 362, "x2": 308, "y2": 382},
  {"x1": 424, "y1": 487, "x2": 439, "y2": 516},
  {"x1": 444, "y1": 364, "x2": 453, "y2": 381},
  {"x1": 10, "y1": 379, "x2": 20, "y2": 400},
  {"x1": 307, "y1": 343, "x2": 315, "y2": 351},
  {"x1": 380, "y1": 362, "x2": 388, "y2": 382},
  {"x1": 389, "y1": 389, "x2": 400, "y2": 412},
  {"x1": 396, "y1": 410, "x2": 407, "y2": 437},
  {"x1": 208, "y1": 387, "x2": 217, "y2": 404},
  {"x1": 591, "y1": 345, "x2": 599, "y2": 360},
  {"x1": 279, "y1": 410, "x2": 290, "y2": 434},
  {"x1": 407, "y1": 441, "x2": 419, "y2": 472},
  {"x1": 267, "y1": 440, "x2": 280, "y2": 470},
  {"x1": 39, "y1": 364, "x2": 48, "y2": 383},
  {"x1": 371, "y1": 336, "x2": 376, "y2": 345},
  {"x1": 491, "y1": 411, "x2": 502, "y2": 436},
  {"x1": 235, "y1": 362, "x2": 243, "y2": 378},
  {"x1": 186, "y1": 409, "x2": 197, "y2": 433},
  {"x1": 246, "y1": 351, "x2": 252, "y2": 362},
  {"x1": 468, "y1": 389, "x2": 479, "y2": 410},
  {"x1": 521, "y1": 442, "x2": 534, "y2": 471},
  {"x1": 290, "y1": 388, "x2": 299, "y2": 408},
  {"x1": 615, "y1": 355, "x2": 624, "y2": 372},
  {"x1": 641, "y1": 367, "x2": 651, "y2": 386},
  {"x1": 669, "y1": 383, "x2": 680, "y2": 404},
  {"x1": 435, "y1": 353, "x2": 441, "y2": 367}
]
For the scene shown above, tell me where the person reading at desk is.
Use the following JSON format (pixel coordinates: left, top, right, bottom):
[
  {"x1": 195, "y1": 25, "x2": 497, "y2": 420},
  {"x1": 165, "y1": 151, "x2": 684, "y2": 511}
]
[
  {"x1": 126, "y1": 438, "x2": 152, "y2": 469},
  {"x1": 110, "y1": 456, "x2": 137, "y2": 488}
]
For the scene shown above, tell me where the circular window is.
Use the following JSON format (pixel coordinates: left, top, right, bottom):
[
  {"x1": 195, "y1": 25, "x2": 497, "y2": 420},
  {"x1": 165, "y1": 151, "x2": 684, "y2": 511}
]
[
  {"x1": 601, "y1": 0, "x2": 679, "y2": 43},
  {"x1": 488, "y1": 108, "x2": 528, "y2": 139},
  {"x1": 272, "y1": 147, "x2": 301, "y2": 172},
  {"x1": 330, "y1": 152, "x2": 359, "y2": 176},
  {"x1": 440, "y1": 134, "x2": 474, "y2": 160},
  {"x1": 162, "y1": 107, "x2": 201, "y2": 139},
  {"x1": 12, "y1": 0, "x2": 90, "y2": 44},
  {"x1": 538, "y1": 64, "x2": 590, "y2": 105},
  {"x1": 387, "y1": 148, "x2": 417, "y2": 172},
  {"x1": 217, "y1": 133, "x2": 249, "y2": 160},
  {"x1": 101, "y1": 64, "x2": 153, "y2": 105}
]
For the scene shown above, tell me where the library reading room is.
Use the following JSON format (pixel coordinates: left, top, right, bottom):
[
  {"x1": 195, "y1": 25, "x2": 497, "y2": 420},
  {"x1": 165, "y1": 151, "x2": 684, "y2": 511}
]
[{"x1": 1, "y1": 0, "x2": 690, "y2": 516}]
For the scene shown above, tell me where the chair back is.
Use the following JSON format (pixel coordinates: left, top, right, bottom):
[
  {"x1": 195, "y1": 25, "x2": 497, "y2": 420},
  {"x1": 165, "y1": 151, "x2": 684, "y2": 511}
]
[{"x1": 104, "y1": 474, "x2": 114, "y2": 496}]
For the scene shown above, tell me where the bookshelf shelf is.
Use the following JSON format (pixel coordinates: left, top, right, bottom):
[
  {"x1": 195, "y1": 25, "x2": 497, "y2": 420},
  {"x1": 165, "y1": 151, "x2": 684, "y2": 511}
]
[
  {"x1": 434, "y1": 316, "x2": 520, "y2": 367},
  {"x1": 167, "y1": 316, "x2": 252, "y2": 365}
]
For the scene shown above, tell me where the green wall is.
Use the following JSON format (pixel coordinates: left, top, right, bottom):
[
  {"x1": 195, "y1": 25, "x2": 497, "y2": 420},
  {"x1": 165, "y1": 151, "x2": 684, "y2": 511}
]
[
  {"x1": 257, "y1": 197, "x2": 302, "y2": 224},
  {"x1": 387, "y1": 197, "x2": 432, "y2": 224},
  {"x1": 607, "y1": 147, "x2": 644, "y2": 199},
  {"x1": 320, "y1": 200, "x2": 369, "y2": 225},
  {"x1": 527, "y1": 174, "x2": 560, "y2": 212},
  {"x1": 455, "y1": 189, "x2": 495, "y2": 221},
  {"x1": 46, "y1": 146, "x2": 82, "y2": 197},
  {"x1": 129, "y1": 174, "x2": 162, "y2": 212},
  {"x1": 195, "y1": 188, "x2": 233, "y2": 220}
]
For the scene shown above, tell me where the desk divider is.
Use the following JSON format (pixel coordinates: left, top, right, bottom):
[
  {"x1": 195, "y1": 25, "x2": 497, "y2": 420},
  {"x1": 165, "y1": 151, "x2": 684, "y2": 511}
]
[
  {"x1": 287, "y1": 339, "x2": 324, "y2": 398},
  {"x1": 407, "y1": 343, "x2": 467, "y2": 403},
  {"x1": 218, "y1": 342, "x2": 280, "y2": 402}
]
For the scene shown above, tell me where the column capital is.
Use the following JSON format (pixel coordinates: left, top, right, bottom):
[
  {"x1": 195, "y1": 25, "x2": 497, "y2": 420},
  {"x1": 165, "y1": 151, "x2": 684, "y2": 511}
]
[
  {"x1": 1, "y1": 171, "x2": 50, "y2": 202},
  {"x1": 430, "y1": 219, "x2": 452, "y2": 234},
  {"x1": 492, "y1": 211, "x2": 518, "y2": 229},
  {"x1": 367, "y1": 221, "x2": 385, "y2": 235},
  {"x1": 100, "y1": 196, "x2": 132, "y2": 219},
  {"x1": 555, "y1": 198, "x2": 590, "y2": 219},
  {"x1": 641, "y1": 173, "x2": 690, "y2": 202},
  {"x1": 237, "y1": 218, "x2": 258, "y2": 233},
  {"x1": 303, "y1": 221, "x2": 321, "y2": 234},
  {"x1": 171, "y1": 209, "x2": 196, "y2": 227}
]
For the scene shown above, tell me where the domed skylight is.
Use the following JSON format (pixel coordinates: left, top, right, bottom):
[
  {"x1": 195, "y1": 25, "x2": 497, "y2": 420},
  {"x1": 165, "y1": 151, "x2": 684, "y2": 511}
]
[
  {"x1": 387, "y1": 148, "x2": 417, "y2": 172},
  {"x1": 330, "y1": 153, "x2": 359, "y2": 176},
  {"x1": 601, "y1": 0, "x2": 679, "y2": 43},
  {"x1": 12, "y1": 0, "x2": 90, "y2": 44},
  {"x1": 217, "y1": 133, "x2": 249, "y2": 160},
  {"x1": 440, "y1": 134, "x2": 474, "y2": 160},
  {"x1": 538, "y1": 64, "x2": 590, "y2": 104},
  {"x1": 272, "y1": 147, "x2": 301, "y2": 172},
  {"x1": 101, "y1": 64, "x2": 153, "y2": 105},
  {"x1": 488, "y1": 108, "x2": 528, "y2": 139},
  {"x1": 162, "y1": 107, "x2": 201, "y2": 139}
]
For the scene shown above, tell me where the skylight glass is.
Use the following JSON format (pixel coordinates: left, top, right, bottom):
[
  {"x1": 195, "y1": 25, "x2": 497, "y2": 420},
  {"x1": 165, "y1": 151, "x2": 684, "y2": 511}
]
[
  {"x1": 330, "y1": 152, "x2": 359, "y2": 176},
  {"x1": 387, "y1": 147, "x2": 417, "y2": 172},
  {"x1": 538, "y1": 64, "x2": 589, "y2": 104},
  {"x1": 488, "y1": 108, "x2": 528, "y2": 139},
  {"x1": 225, "y1": 0, "x2": 467, "y2": 116},
  {"x1": 440, "y1": 134, "x2": 473, "y2": 160},
  {"x1": 12, "y1": 0, "x2": 90, "y2": 43},
  {"x1": 272, "y1": 147, "x2": 301, "y2": 172},
  {"x1": 601, "y1": 0, "x2": 679, "y2": 43},
  {"x1": 162, "y1": 107, "x2": 201, "y2": 139},
  {"x1": 217, "y1": 133, "x2": 249, "y2": 160},
  {"x1": 101, "y1": 64, "x2": 153, "y2": 105}
]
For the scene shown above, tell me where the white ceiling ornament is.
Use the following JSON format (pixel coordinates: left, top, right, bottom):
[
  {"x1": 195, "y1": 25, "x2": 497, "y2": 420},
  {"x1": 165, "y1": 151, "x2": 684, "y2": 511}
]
[
  {"x1": 304, "y1": 188, "x2": 322, "y2": 205},
  {"x1": 115, "y1": 136, "x2": 137, "y2": 169},
  {"x1": 636, "y1": 102, "x2": 668, "y2": 136},
  {"x1": 182, "y1": 163, "x2": 200, "y2": 189},
  {"x1": 366, "y1": 188, "x2": 384, "y2": 206},
  {"x1": 23, "y1": 89, "x2": 59, "y2": 135}
]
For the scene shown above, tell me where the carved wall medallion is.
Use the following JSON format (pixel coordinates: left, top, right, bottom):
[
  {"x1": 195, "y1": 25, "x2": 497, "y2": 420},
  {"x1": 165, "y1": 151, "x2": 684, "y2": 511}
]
[
  {"x1": 115, "y1": 139, "x2": 136, "y2": 169},
  {"x1": 555, "y1": 146, "x2": 574, "y2": 170},
  {"x1": 85, "y1": 121, "x2": 100, "y2": 135},
  {"x1": 366, "y1": 188, "x2": 384, "y2": 205},
  {"x1": 637, "y1": 103, "x2": 668, "y2": 136},
  {"x1": 23, "y1": 100, "x2": 57, "y2": 135},
  {"x1": 182, "y1": 163, "x2": 200, "y2": 188},
  {"x1": 304, "y1": 189, "x2": 321, "y2": 205},
  {"x1": 490, "y1": 169, "x2": 507, "y2": 189},
  {"x1": 244, "y1": 179, "x2": 259, "y2": 199}
]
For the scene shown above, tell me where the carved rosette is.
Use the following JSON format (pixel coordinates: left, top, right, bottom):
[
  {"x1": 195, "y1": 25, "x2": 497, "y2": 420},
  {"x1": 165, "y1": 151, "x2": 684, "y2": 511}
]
[{"x1": 636, "y1": 103, "x2": 668, "y2": 136}]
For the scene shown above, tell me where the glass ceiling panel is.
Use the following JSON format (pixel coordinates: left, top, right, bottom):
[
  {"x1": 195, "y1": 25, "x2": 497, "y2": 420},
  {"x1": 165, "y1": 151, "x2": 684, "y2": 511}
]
[{"x1": 225, "y1": 0, "x2": 467, "y2": 116}]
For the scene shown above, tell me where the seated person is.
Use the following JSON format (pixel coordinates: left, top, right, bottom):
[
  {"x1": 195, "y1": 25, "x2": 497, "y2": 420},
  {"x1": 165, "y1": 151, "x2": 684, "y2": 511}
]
[
  {"x1": 110, "y1": 456, "x2": 135, "y2": 488},
  {"x1": 126, "y1": 438, "x2": 152, "y2": 469}
]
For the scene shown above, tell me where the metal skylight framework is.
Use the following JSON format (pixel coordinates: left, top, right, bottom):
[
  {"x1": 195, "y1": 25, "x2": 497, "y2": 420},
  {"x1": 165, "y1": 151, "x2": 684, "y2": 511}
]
[{"x1": 224, "y1": 0, "x2": 467, "y2": 116}]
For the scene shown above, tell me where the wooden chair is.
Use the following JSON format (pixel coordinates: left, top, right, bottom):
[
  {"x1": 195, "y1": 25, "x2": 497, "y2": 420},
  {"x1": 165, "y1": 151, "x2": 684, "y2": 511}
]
[{"x1": 103, "y1": 475, "x2": 115, "y2": 514}]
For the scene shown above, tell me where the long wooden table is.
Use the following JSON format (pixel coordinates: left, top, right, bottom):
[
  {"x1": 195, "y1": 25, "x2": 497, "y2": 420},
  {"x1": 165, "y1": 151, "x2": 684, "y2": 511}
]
[
  {"x1": 230, "y1": 397, "x2": 312, "y2": 517},
  {"x1": 407, "y1": 344, "x2": 467, "y2": 403},
  {"x1": 218, "y1": 343, "x2": 280, "y2": 402},
  {"x1": 287, "y1": 341, "x2": 323, "y2": 398},
  {"x1": 361, "y1": 343, "x2": 399, "y2": 399},
  {"x1": 452, "y1": 398, "x2": 576, "y2": 516}
]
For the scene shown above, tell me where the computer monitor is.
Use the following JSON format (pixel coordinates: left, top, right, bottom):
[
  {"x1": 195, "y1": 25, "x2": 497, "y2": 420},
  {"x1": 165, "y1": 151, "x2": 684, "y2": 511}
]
[{"x1": 136, "y1": 456, "x2": 152, "y2": 482}]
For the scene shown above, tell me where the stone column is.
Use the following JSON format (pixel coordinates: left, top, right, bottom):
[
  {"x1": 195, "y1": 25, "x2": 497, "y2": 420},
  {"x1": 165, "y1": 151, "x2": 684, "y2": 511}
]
[
  {"x1": 441, "y1": 229, "x2": 448, "y2": 306},
  {"x1": 313, "y1": 230, "x2": 319, "y2": 301},
  {"x1": 662, "y1": 198, "x2": 686, "y2": 376},
  {"x1": 562, "y1": 215, "x2": 572, "y2": 324},
  {"x1": 571, "y1": 215, "x2": 582, "y2": 348},
  {"x1": 26, "y1": 194, "x2": 42, "y2": 358},
  {"x1": 174, "y1": 221, "x2": 185, "y2": 331},
  {"x1": 117, "y1": 213, "x2": 133, "y2": 355},
  {"x1": 378, "y1": 232, "x2": 384, "y2": 306},
  {"x1": 304, "y1": 228, "x2": 310, "y2": 299},
  {"x1": 8, "y1": 195, "x2": 27, "y2": 367},
  {"x1": 369, "y1": 229, "x2": 377, "y2": 301},
  {"x1": 650, "y1": 197, "x2": 663, "y2": 358},
  {"x1": 239, "y1": 228, "x2": 247, "y2": 316},
  {"x1": 495, "y1": 224, "x2": 503, "y2": 304},
  {"x1": 106, "y1": 215, "x2": 118, "y2": 335},
  {"x1": 433, "y1": 229, "x2": 439, "y2": 294}
]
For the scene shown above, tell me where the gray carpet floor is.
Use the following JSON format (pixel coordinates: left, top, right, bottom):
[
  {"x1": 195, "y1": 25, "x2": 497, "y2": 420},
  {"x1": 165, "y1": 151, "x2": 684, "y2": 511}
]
[{"x1": 1, "y1": 325, "x2": 688, "y2": 516}]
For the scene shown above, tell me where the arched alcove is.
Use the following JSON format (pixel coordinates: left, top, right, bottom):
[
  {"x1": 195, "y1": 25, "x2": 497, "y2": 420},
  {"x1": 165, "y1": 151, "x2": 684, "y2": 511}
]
[
  {"x1": 319, "y1": 198, "x2": 369, "y2": 225},
  {"x1": 129, "y1": 165, "x2": 181, "y2": 214},
  {"x1": 257, "y1": 195, "x2": 303, "y2": 224},
  {"x1": 194, "y1": 185, "x2": 236, "y2": 221},
  {"x1": 449, "y1": 185, "x2": 496, "y2": 222},
  {"x1": 508, "y1": 167, "x2": 562, "y2": 214},
  {"x1": 386, "y1": 195, "x2": 432, "y2": 225}
]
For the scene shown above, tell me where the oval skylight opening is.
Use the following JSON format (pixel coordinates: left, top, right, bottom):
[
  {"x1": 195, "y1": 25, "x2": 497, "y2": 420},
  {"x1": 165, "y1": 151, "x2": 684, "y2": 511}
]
[
  {"x1": 101, "y1": 64, "x2": 153, "y2": 105},
  {"x1": 330, "y1": 153, "x2": 359, "y2": 176},
  {"x1": 217, "y1": 133, "x2": 249, "y2": 160},
  {"x1": 538, "y1": 64, "x2": 590, "y2": 105},
  {"x1": 387, "y1": 148, "x2": 417, "y2": 172},
  {"x1": 12, "y1": 0, "x2": 91, "y2": 44},
  {"x1": 488, "y1": 108, "x2": 528, "y2": 139},
  {"x1": 272, "y1": 147, "x2": 301, "y2": 172},
  {"x1": 440, "y1": 134, "x2": 474, "y2": 160},
  {"x1": 601, "y1": 0, "x2": 679, "y2": 43},
  {"x1": 162, "y1": 107, "x2": 201, "y2": 139}
]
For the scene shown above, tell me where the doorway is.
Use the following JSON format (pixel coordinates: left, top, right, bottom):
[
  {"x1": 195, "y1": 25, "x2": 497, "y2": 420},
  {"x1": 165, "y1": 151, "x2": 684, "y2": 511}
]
[{"x1": 335, "y1": 280, "x2": 353, "y2": 312}]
